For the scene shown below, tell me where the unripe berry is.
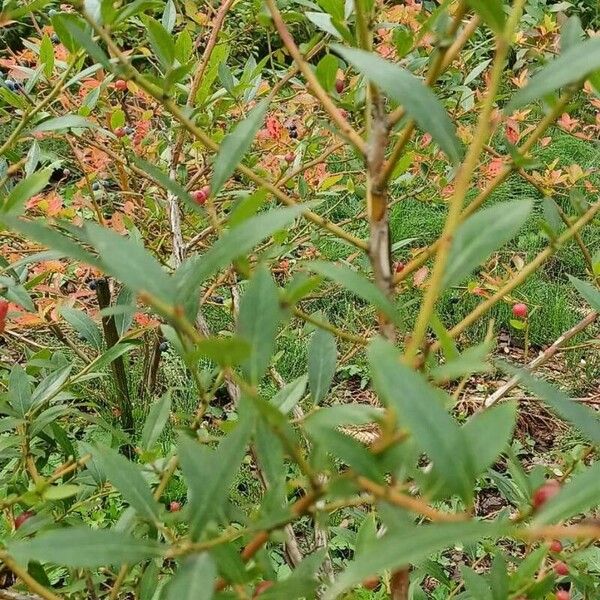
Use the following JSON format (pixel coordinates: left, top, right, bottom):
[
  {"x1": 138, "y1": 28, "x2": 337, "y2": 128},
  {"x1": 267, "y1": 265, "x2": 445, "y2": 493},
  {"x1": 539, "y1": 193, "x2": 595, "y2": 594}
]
[
  {"x1": 169, "y1": 501, "x2": 181, "y2": 512},
  {"x1": 532, "y1": 479, "x2": 560, "y2": 509},
  {"x1": 555, "y1": 591, "x2": 570, "y2": 600},
  {"x1": 553, "y1": 561, "x2": 569, "y2": 576},
  {"x1": 512, "y1": 303, "x2": 528, "y2": 319},
  {"x1": 549, "y1": 540, "x2": 563, "y2": 553},
  {"x1": 114, "y1": 79, "x2": 128, "y2": 92},
  {"x1": 14, "y1": 510, "x2": 35, "y2": 529}
]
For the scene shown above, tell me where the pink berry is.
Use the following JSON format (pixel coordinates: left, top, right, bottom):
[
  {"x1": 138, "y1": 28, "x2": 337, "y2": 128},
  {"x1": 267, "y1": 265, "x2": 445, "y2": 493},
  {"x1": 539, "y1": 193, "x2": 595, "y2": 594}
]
[
  {"x1": 114, "y1": 127, "x2": 127, "y2": 138},
  {"x1": 532, "y1": 480, "x2": 560, "y2": 509},
  {"x1": 555, "y1": 591, "x2": 570, "y2": 600},
  {"x1": 284, "y1": 152, "x2": 294, "y2": 163},
  {"x1": 512, "y1": 303, "x2": 528, "y2": 319},
  {"x1": 335, "y1": 78, "x2": 344, "y2": 94},
  {"x1": 553, "y1": 561, "x2": 569, "y2": 576},
  {"x1": 114, "y1": 79, "x2": 128, "y2": 92},
  {"x1": 169, "y1": 501, "x2": 181, "y2": 512},
  {"x1": 192, "y1": 186, "x2": 210, "y2": 205},
  {"x1": 549, "y1": 540, "x2": 563, "y2": 553}
]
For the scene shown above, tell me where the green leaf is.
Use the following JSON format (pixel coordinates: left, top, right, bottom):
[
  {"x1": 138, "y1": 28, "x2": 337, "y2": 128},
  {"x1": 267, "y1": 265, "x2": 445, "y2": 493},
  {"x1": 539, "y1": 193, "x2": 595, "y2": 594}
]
[
  {"x1": 191, "y1": 337, "x2": 251, "y2": 366},
  {"x1": 30, "y1": 365, "x2": 71, "y2": 409},
  {"x1": 174, "y1": 205, "x2": 304, "y2": 306},
  {"x1": 305, "y1": 11, "x2": 343, "y2": 39},
  {"x1": 368, "y1": 338, "x2": 474, "y2": 500},
  {"x1": 308, "y1": 261, "x2": 399, "y2": 325},
  {"x1": 560, "y1": 15, "x2": 584, "y2": 51},
  {"x1": 323, "y1": 521, "x2": 507, "y2": 600},
  {"x1": 568, "y1": 275, "x2": 600, "y2": 311},
  {"x1": 39, "y1": 34, "x2": 54, "y2": 79},
  {"x1": 42, "y1": 484, "x2": 80, "y2": 500},
  {"x1": 461, "y1": 566, "x2": 493, "y2": 600},
  {"x1": 178, "y1": 418, "x2": 252, "y2": 539},
  {"x1": 271, "y1": 375, "x2": 307, "y2": 414},
  {"x1": 8, "y1": 365, "x2": 32, "y2": 417},
  {"x1": 162, "y1": 0, "x2": 176, "y2": 32},
  {"x1": 84, "y1": 223, "x2": 173, "y2": 305},
  {"x1": 316, "y1": 53, "x2": 339, "y2": 91},
  {"x1": 175, "y1": 29, "x2": 193, "y2": 63},
  {"x1": 2, "y1": 169, "x2": 52, "y2": 215},
  {"x1": 141, "y1": 393, "x2": 172, "y2": 451},
  {"x1": 110, "y1": 108, "x2": 126, "y2": 130},
  {"x1": 534, "y1": 461, "x2": 600, "y2": 524},
  {"x1": 132, "y1": 157, "x2": 196, "y2": 210},
  {"x1": 164, "y1": 554, "x2": 216, "y2": 600},
  {"x1": 462, "y1": 401, "x2": 517, "y2": 476},
  {"x1": 32, "y1": 115, "x2": 96, "y2": 133},
  {"x1": 59, "y1": 14, "x2": 111, "y2": 69},
  {"x1": 258, "y1": 550, "x2": 325, "y2": 600},
  {"x1": 7, "y1": 528, "x2": 163, "y2": 568},
  {"x1": 60, "y1": 306, "x2": 103, "y2": 350},
  {"x1": 466, "y1": 0, "x2": 505, "y2": 34},
  {"x1": 211, "y1": 99, "x2": 269, "y2": 195},
  {"x1": 507, "y1": 36, "x2": 600, "y2": 111},
  {"x1": 143, "y1": 16, "x2": 175, "y2": 69},
  {"x1": 308, "y1": 328, "x2": 337, "y2": 404},
  {"x1": 333, "y1": 45, "x2": 462, "y2": 163},
  {"x1": 443, "y1": 199, "x2": 532, "y2": 289},
  {"x1": 237, "y1": 266, "x2": 282, "y2": 384},
  {"x1": 499, "y1": 364, "x2": 600, "y2": 444},
  {"x1": 93, "y1": 445, "x2": 160, "y2": 522}
]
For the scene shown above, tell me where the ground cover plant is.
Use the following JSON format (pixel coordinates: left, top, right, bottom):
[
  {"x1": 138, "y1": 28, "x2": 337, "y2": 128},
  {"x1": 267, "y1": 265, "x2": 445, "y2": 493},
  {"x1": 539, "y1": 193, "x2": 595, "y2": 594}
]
[{"x1": 0, "y1": 0, "x2": 600, "y2": 598}]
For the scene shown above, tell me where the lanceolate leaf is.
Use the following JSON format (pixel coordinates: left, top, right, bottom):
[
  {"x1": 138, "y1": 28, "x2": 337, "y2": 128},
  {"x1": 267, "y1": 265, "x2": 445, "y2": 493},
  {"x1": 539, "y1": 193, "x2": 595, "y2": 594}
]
[
  {"x1": 7, "y1": 528, "x2": 163, "y2": 568},
  {"x1": 8, "y1": 365, "x2": 32, "y2": 417},
  {"x1": 443, "y1": 199, "x2": 533, "y2": 289},
  {"x1": 332, "y1": 45, "x2": 462, "y2": 164},
  {"x1": 93, "y1": 445, "x2": 161, "y2": 522},
  {"x1": 178, "y1": 418, "x2": 252, "y2": 539},
  {"x1": 164, "y1": 554, "x2": 216, "y2": 600},
  {"x1": 462, "y1": 401, "x2": 517, "y2": 476},
  {"x1": 141, "y1": 393, "x2": 172, "y2": 451},
  {"x1": 368, "y1": 338, "x2": 474, "y2": 500},
  {"x1": 568, "y1": 275, "x2": 600, "y2": 311},
  {"x1": 174, "y1": 205, "x2": 304, "y2": 309},
  {"x1": 211, "y1": 99, "x2": 269, "y2": 195},
  {"x1": 2, "y1": 169, "x2": 52, "y2": 215},
  {"x1": 237, "y1": 266, "x2": 282, "y2": 384},
  {"x1": 499, "y1": 363, "x2": 600, "y2": 444},
  {"x1": 32, "y1": 115, "x2": 96, "y2": 132},
  {"x1": 466, "y1": 0, "x2": 506, "y2": 34},
  {"x1": 324, "y1": 521, "x2": 507, "y2": 600},
  {"x1": 533, "y1": 461, "x2": 600, "y2": 524},
  {"x1": 60, "y1": 306, "x2": 103, "y2": 350},
  {"x1": 308, "y1": 328, "x2": 337, "y2": 404},
  {"x1": 308, "y1": 261, "x2": 399, "y2": 325},
  {"x1": 507, "y1": 36, "x2": 600, "y2": 111}
]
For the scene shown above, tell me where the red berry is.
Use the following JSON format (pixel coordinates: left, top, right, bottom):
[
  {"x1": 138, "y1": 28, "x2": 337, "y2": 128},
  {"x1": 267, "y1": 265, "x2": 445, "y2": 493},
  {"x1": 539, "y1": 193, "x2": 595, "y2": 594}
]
[
  {"x1": 512, "y1": 302, "x2": 528, "y2": 319},
  {"x1": 169, "y1": 501, "x2": 181, "y2": 512},
  {"x1": 0, "y1": 299, "x2": 8, "y2": 334},
  {"x1": 339, "y1": 109, "x2": 348, "y2": 119},
  {"x1": 284, "y1": 152, "x2": 294, "y2": 163},
  {"x1": 550, "y1": 540, "x2": 563, "y2": 553},
  {"x1": 114, "y1": 127, "x2": 127, "y2": 138},
  {"x1": 14, "y1": 511, "x2": 35, "y2": 529},
  {"x1": 553, "y1": 561, "x2": 569, "y2": 576},
  {"x1": 555, "y1": 591, "x2": 570, "y2": 600},
  {"x1": 114, "y1": 79, "x2": 128, "y2": 92},
  {"x1": 192, "y1": 186, "x2": 210, "y2": 205},
  {"x1": 335, "y1": 78, "x2": 344, "y2": 94},
  {"x1": 394, "y1": 261, "x2": 405, "y2": 273},
  {"x1": 532, "y1": 479, "x2": 560, "y2": 509}
]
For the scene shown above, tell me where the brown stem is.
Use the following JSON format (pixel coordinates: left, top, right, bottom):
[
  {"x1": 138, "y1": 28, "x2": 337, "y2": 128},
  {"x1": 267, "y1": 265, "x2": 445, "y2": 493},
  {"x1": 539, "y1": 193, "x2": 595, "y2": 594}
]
[{"x1": 95, "y1": 279, "x2": 134, "y2": 448}]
